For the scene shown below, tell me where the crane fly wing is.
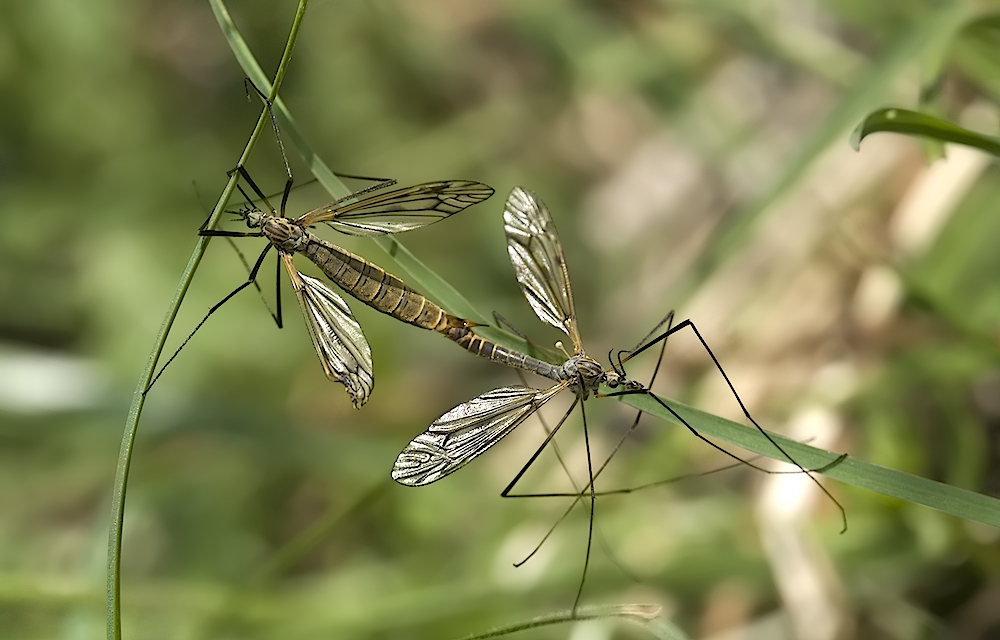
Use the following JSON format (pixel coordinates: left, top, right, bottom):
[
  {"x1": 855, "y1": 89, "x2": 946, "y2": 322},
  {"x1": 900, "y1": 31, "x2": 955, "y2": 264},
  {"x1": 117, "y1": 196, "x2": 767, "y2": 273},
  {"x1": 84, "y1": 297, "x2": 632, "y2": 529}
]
[
  {"x1": 297, "y1": 180, "x2": 494, "y2": 236},
  {"x1": 503, "y1": 187, "x2": 583, "y2": 352},
  {"x1": 391, "y1": 384, "x2": 566, "y2": 486},
  {"x1": 284, "y1": 255, "x2": 374, "y2": 408}
]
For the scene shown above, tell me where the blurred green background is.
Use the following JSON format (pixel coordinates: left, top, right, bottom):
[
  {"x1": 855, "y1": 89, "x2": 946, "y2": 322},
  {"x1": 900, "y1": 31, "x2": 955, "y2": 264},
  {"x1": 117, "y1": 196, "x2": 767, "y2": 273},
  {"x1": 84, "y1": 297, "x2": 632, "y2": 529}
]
[{"x1": 2, "y1": 0, "x2": 1000, "y2": 638}]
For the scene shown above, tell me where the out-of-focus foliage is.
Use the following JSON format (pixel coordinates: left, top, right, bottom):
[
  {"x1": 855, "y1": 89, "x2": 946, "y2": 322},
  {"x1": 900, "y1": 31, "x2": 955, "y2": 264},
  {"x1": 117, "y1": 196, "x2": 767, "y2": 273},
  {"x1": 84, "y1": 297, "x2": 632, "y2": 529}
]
[{"x1": 1, "y1": 0, "x2": 999, "y2": 638}]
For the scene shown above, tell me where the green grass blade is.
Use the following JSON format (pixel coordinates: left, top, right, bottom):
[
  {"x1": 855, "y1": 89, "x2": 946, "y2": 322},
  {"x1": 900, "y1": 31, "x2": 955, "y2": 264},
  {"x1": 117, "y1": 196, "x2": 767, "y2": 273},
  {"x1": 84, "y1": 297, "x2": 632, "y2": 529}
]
[
  {"x1": 851, "y1": 107, "x2": 1000, "y2": 156},
  {"x1": 452, "y1": 604, "x2": 686, "y2": 640},
  {"x1": 213, "y1": 4, "x2": 351, "y2": 202},
  {"x1": 619, "y1": 391, "x2": 1000, "y2": 527},
  {"x1": 106, "y1": 2, "x2": 310, "y2": 638},
  {"x1": 217, "y1": 8, "x2": 536, "y2": 355}
]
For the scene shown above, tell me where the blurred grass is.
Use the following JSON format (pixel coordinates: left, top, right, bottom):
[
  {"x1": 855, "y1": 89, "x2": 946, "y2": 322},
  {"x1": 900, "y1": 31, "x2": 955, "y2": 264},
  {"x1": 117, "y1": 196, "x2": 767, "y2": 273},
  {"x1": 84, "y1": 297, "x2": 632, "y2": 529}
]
[{"x1": 2, "y1": 0, "x2": 1000, "y2": 639}]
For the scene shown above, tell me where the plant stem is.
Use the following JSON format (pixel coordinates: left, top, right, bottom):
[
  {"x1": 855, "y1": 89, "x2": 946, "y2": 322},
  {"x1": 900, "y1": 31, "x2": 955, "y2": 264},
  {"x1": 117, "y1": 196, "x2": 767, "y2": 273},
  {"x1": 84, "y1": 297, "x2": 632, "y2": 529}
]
[{"x1": 105, "y1": 2, "x2": 310, "y2": 638}]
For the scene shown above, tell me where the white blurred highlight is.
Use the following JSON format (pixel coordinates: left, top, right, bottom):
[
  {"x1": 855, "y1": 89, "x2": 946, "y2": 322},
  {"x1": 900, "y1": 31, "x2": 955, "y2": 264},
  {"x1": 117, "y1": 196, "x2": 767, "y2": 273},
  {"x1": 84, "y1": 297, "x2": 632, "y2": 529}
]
[
  {"x1": 757, "y1": 407, "x2": 848, "y2": 640},
  {"x1": 570, "y1": 618, "x2": 613, "y2": 640},
  {"x1": 851, "y1": 265, "x2": 904, "y2": 331},
  {"x1": 889, "y1": 143, "x2": 991, "y2": 258},
  {"x1": 0, "y1": 344, "x2": 108, "y2": 413},
  {"x1": 492, "y1": 523, "x2": 560, "y2": 591}
]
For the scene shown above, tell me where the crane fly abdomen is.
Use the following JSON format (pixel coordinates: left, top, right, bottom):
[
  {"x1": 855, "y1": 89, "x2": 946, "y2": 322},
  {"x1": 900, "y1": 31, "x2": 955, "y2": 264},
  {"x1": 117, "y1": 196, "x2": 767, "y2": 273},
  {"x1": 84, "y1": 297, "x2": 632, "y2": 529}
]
[
  {"x1": 301, "y1": 234, "x2": 454, "y2": 332},
  {"x1": 444, "y1": 325, "x2": 562, "y2": 382}
]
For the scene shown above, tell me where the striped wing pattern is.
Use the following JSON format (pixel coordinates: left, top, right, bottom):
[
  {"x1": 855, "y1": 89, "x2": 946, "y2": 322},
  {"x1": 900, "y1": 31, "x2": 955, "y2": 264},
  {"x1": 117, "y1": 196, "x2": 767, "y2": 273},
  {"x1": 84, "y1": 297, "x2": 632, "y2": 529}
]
[
  {"x1": 287, "y1": 259, "x2": 374, "y2": 408},
  {"x1": 392, "y1": 384, "x2": 565, "y2": 486},
  {"x1": 299, "y1": 180, "x2": 495, "y2": 236},
  {"x1": 503, "y1": 187, "x2": 582, "y2": 352}
]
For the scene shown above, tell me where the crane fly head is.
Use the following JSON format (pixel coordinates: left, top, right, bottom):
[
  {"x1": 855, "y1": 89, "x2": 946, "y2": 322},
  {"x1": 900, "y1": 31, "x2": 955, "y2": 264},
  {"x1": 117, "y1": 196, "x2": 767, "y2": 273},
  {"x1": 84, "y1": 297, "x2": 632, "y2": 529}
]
[
  {"x1": 602, "y1": 350, "x2": 646, "y2": 392},
  {"x1": 243, "y1": 207, "x2": 269, "y2": 229},
  {"x1": 225, "y1": 205, "x2": 269, "y2": 229}
]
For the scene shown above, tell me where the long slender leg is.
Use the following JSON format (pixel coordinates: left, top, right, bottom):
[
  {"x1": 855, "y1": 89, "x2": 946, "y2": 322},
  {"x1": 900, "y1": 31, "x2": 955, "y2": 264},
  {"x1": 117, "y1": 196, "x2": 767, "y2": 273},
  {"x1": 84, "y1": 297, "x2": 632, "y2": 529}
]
[
  {"x1": 494, "y1": 394, "x2": 598, "y2": 616},
  {"x1": 192, "y1": 180, "x2": 278, "y2": 324},
  {"x1": 242, "y1": 79, "x2": 294, "y2": 216},
  {"x1": 572, "y1": 398, "x2": 596, "y2": 616},
  {"x1": 500, "y1": 397, "x2": 579, "y2": 499},
  {"x1": 616, "y1": 387, "x2": 848, "y2": 528},
  {"x1": 199, "y1": 229, "x2": 262, "y2": 238},
  {"x1": 512, "y1": 370, "x2": 578, "y2": 490},
  {"x1": 629, "y1": 310, "x2": 676, "y2": 358},
  {"x1": 273, "y1": 249, "x2": 283, "y2": 329},
  {"x1": 213, "y1": 235, "x2": 281, "y2": 327},
  {"x1": 514, "y1": 323, "x2": 847, "y2": 563},
  {"x1": 146, "y1": 244, "x2": 273, "y2": 393},
  {"x1": 509, "y1": 369, "x2": 637, "y2": 583},
  {"x1": 510, "y1": 317, "x2": 675, "y2": 504},
  {"x1": 233, "y1": 166, "x2": 278, "y2": 216},
  {"x1": 240, "y1": 78, "x2": 396, "y2": 235},
  {"x1": 621, "y1": 318, "x2": 848, "y2": 531},
  {"x1": 243, "y1": 80, "x2": 399, "y2": 219},
  {"x1": 514, "y1": 316, "x2": 675, "y2": 569}
]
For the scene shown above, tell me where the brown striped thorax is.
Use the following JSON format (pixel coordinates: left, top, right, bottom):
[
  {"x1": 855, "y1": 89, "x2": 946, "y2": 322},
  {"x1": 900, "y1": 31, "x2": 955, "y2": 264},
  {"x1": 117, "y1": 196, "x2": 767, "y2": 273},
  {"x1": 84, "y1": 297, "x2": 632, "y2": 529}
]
[
  {"x1": 264, "y1": 217, "x2": 309, "y2": 253},
  {"x1": 238, "y1": 207, "x2": 308, "y2": 253}
]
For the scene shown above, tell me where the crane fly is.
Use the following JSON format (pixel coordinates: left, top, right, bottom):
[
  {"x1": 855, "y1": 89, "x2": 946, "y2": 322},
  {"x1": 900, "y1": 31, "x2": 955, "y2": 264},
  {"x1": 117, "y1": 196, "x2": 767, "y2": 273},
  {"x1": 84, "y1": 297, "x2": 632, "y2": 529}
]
[
  {"x1": 390, "y1": 187, "x2": 846, "y2": 614},
  {"x1": 150, "y1": 166, "x2": 493, "y2": 408}
]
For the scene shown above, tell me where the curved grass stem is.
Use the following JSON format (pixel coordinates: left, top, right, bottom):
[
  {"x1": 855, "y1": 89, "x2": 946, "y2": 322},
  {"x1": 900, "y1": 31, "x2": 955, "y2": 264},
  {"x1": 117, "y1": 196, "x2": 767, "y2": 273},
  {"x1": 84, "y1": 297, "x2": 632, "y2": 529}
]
[{"x1": 106, "y1": 2, "x2": 310, "y2": 638}]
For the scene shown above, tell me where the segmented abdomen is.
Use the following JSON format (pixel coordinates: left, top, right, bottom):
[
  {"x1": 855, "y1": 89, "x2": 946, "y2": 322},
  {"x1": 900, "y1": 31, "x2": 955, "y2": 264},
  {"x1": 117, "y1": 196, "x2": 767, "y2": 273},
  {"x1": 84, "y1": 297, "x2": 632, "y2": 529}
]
[
  {"x1": 443, "y1": 324, "x2": 562, "y2": 382},
  {"x1": 302, "y1": 235, "x2": 452, "y2": 332},
  {"x1": 302, "y1": 232, "x2": 561, "y2": 382}
]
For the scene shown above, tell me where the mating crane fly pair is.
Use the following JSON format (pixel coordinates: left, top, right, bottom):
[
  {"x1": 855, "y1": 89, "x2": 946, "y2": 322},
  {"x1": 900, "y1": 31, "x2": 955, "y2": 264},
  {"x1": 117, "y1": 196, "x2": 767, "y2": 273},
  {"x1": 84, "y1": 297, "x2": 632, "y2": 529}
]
[{"x1": 158, "y1": 161, "x2": 844, "y2": 613}]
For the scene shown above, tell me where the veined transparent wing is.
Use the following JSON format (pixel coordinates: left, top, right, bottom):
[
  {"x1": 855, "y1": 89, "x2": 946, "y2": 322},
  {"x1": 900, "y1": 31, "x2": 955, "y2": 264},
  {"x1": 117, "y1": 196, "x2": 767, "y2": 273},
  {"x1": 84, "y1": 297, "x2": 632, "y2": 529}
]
[
  {"x1": 391, "y1": 384, "x2": 566, "y2": 487},
  {"x1": 284, "y1": 256, "x2": 374, "y2": 409},
  {"x1": 297, "y1": 180, "x2": 494, "y2": 236},
  {"x1": 503, "y1": 187, "x2": 582, "y2": 352}
]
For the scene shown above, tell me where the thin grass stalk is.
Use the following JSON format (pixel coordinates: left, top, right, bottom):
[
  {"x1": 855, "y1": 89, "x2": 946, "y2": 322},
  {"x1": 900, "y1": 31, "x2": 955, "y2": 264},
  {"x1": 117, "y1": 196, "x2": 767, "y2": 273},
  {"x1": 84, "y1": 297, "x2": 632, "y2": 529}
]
[{"x1": 105, "y1": 2, "x2": 310, "y2": 638}]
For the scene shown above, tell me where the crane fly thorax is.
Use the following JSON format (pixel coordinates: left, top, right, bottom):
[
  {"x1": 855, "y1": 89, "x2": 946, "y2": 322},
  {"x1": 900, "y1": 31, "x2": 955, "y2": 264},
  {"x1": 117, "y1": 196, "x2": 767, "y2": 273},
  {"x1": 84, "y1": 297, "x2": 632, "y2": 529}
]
[
  {"x1": 560, "y1": 354, "x2": 604, "y2": 396},
  {"x1": 262, "y1": 217, "x2": 308, "y2": 253}
]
